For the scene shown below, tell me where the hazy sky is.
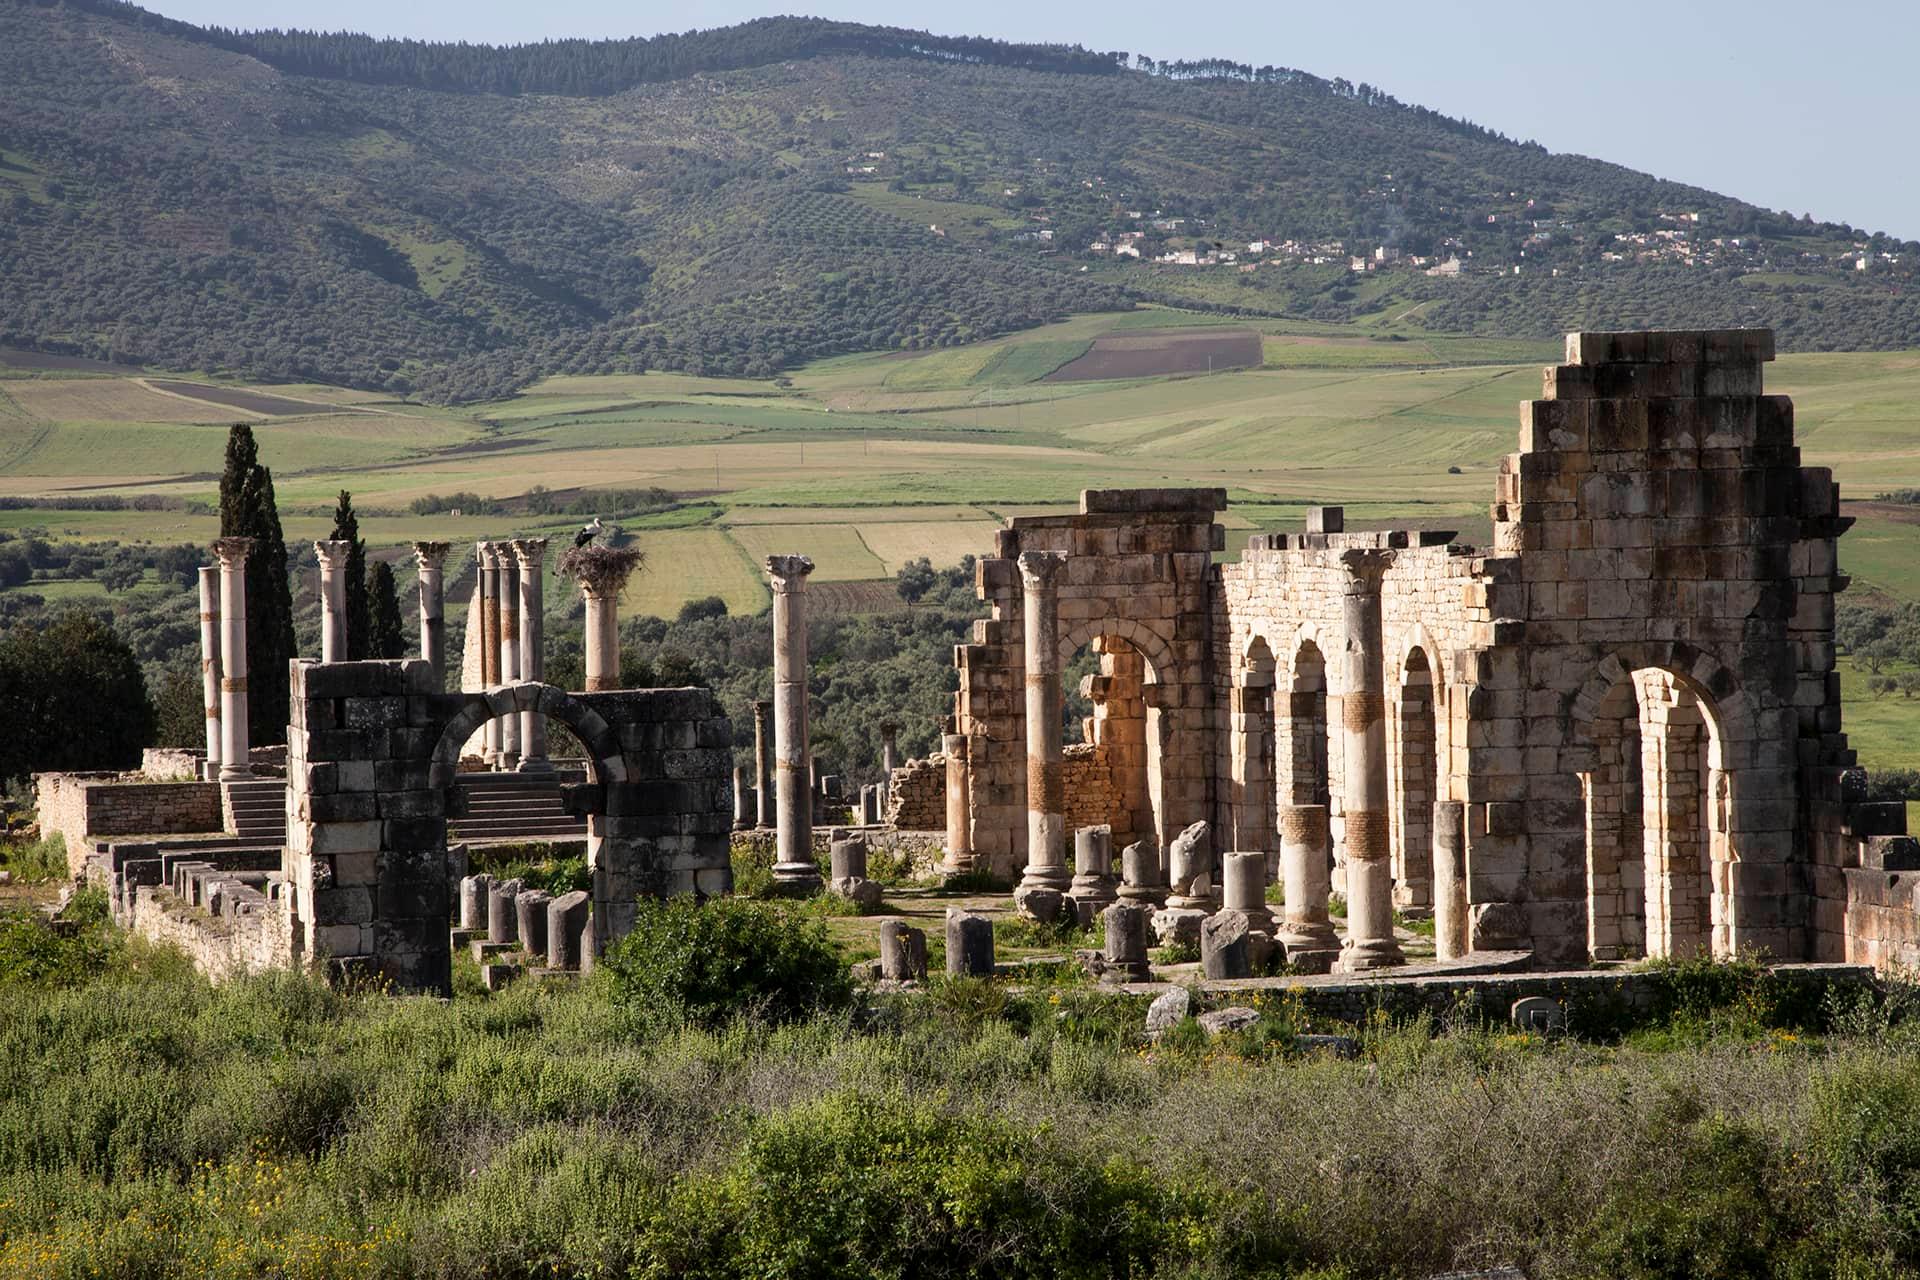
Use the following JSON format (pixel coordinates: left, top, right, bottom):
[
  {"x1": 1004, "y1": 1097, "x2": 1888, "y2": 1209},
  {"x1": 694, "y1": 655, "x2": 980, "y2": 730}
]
[{"x1": 153, "y1": 0, "x2": 1917, "y2": 240}]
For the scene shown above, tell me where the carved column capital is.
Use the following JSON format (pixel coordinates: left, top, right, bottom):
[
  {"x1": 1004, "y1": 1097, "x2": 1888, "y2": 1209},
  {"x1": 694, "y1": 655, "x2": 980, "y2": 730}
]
[
  {"x1": 765, "y1": 554, "x2": 814, "y2": 589},
  {"x1": 1338, "y1": 546, "x2": 1395, "y2": 593},
  {"x1": 510, "y1": 537, "x2": 550, "y2": 571},
  {"x1": 412, "y1": 540, "x2": 451, "y2": 570},
  {"x1": 1016, "y1": 550, "x2": 1068, "y2": 591},
  {"x1": 313, "y1": 539, "x2": 352, "y2": 572},
  {"x1": 211, "y1": 536, "x2": 255, "y2": 569}
]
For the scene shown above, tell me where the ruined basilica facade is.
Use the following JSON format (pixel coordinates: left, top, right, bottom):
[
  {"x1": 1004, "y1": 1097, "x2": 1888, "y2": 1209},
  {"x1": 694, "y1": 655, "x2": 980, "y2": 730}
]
[{"x1": 944, "y1": 329, "x2": 1910, "y2": 969}]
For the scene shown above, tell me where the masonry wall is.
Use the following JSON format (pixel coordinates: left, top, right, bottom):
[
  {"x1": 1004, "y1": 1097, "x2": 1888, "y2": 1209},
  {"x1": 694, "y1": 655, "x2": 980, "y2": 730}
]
[
  {"x1": 34, "y1": 772, "x2": 225, "y2": 874},
  {"x1": 884, "y1": 755, "x2": 946, "y2": 830}
]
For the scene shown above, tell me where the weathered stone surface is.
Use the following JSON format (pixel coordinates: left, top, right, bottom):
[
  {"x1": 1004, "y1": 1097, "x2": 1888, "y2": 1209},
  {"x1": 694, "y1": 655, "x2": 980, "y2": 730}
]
[
  {"x1": 1196, "y1": 1006, "x2": 1260, "y2": 1036},
  {"x1": 547, "y1": 890, "x2": 591, "y2": 971},
  {"x1": 1100, "y1": 900, "x2": 1152, "y2": 981},
  {"x1": 1150, "y1": 906, "x2": 1207, "y2": 948},
  {"x1": 1013, "y1": 883, "x2": 1065, "y2": 923},
  {"x1": 877, "y1": 919, "x2": 928, "y2": 981},
  {"x1": 1201, "y1": 909, "x2": 1252, "y2": 979},
  {"x1": 1510, "y1": 995, "x2": 1568, "y2": 1034},
  {"x1": 945, "y1": 908, "x2": 994, "y2": 978},
  {"x1": 1144, "y1": 986, "x2": 1190, "y2": 1039}
]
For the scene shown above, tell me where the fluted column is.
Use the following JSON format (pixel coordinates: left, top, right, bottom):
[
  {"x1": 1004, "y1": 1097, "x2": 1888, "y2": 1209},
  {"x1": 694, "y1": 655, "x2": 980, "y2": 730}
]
[
  {"x1": 497, "y1": 548, "x2": 521, "y2": 767},
  {"x1": 211, "y1": 537, "x2": 253, "y2": 782},
  {"x1": 475, "y1": 542, "x2": 501, "y2": 765},
  {"x1": 314, "y1": 539, "x2": 351, "y2": 663},
  {"x1": 1017, "y1": 551, "x2": 1071, "y2": 894},
  {"x1": 197, "y1": 566, "x2": 222, "y2": 781},
  {"x1": 753, "y1": 700, "x2": 775, "y2": 827},
  {"x1": 1338, "y1": 547, "x2": 1403, "y2": 971},
  {"x1": 767, "y1": 554, "x2": 819, "y2": 891},
  {"x1": 412, "y1": 541, "x2": 449, "y2": 686},
  {"x1": 943, "y1": 732, "x2": 973, "y2": 874},
  {"x1": 512, "y1": 538, "x2": 550, "y2": 770}
]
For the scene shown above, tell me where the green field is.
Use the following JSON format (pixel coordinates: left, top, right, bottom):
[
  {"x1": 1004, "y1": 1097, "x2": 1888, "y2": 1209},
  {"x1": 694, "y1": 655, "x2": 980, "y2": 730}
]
[{"x1": 4, "y1": 310, "x2": 1920, "y2": 768}]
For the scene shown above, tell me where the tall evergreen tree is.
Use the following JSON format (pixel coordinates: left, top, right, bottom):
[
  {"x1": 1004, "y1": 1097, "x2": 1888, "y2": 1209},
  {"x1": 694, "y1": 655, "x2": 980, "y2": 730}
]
[
  {"x1": 367, "y1": 561, "x2": 406, "y2": 660},
  {"x1": 330, "y1": 490, "x2": 371, "y2": 660},
  {"x1": 218, "y1": 424, "x2": 296, "y2": 747}
]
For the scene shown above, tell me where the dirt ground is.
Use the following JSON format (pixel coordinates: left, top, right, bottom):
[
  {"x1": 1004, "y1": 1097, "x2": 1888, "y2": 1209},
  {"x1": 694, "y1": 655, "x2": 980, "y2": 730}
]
[{"x1": 1043, "y1": 328, "x2": 1263, "y2": 382}]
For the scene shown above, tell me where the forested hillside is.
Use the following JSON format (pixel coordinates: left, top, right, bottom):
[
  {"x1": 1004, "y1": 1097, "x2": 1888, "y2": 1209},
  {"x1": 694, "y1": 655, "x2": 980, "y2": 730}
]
[{"x1": 2, "y1": 0, "x2": 1916, "y2": 400}]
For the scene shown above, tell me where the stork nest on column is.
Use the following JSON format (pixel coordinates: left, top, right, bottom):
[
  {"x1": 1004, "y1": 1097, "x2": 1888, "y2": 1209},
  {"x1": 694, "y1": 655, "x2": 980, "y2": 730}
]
[{"x1": 558, "y1": 544, "x2": 647, "y2": 596}]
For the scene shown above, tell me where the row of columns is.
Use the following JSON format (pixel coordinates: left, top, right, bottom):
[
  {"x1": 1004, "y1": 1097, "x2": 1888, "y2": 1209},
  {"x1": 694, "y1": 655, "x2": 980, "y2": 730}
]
[
  {"x1": 989, "y1": 544, "x2": 1422, "y2": 970},
  {"x1": 307, "y1": 537, "x2": 552, "y2": 771}
]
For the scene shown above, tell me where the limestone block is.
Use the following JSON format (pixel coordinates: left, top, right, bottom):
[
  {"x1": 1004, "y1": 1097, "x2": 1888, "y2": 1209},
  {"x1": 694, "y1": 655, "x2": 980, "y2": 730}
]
[
  {"x1": 878, "y1": 920, "x2": 928, "y2": 981},
  {"x1": 945, "y1": 909, "x2": 995, "y2": 977},
  {"x1": 1201, "y1": 909, "x2": 1251, "y2": 979},
  {"x1": 1151, "y1": 906, "x2": 1207, "y2": 948}
]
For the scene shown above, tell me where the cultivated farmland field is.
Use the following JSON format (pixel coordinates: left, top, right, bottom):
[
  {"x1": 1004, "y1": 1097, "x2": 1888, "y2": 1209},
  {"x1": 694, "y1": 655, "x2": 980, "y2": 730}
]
[{"x1": 4, "y1": 307, "x2": 1920, "y2": 761}]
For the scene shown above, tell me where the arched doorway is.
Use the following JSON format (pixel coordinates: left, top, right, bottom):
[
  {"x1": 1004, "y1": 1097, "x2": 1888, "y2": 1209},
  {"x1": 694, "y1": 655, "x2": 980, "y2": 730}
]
[
  {"x1": 1234, "y1": 637, "x2": 1278, "y2": 861},
  {"x1": 1060, "y1": 633, "x2": 1157, "y2": 852},
  {"x1": 1578, "y1": 664, "x2": 1733, "y2": 960},
  {"x1": 1393, "y1": 647, "x2": 1438, "y2": 913}
]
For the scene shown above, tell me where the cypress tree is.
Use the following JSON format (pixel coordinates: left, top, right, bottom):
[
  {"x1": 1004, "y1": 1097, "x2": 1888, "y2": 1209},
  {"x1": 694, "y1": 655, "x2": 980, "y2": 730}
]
[
  {"x1": 367, "y1": 560, "x2": 405, "y2": 659},
  {"x1": 218, "y1": 424, "x2": 296, "y2": 746},
  {"x1": 330, "y1": 490, "x2": 371, "y2": 660}
]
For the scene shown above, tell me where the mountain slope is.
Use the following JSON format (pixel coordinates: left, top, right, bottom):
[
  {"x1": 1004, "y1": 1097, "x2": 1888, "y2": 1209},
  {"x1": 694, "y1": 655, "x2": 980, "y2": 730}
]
[{"x1": 1, "y1": 0, "x2": 1915, "y2": 401}]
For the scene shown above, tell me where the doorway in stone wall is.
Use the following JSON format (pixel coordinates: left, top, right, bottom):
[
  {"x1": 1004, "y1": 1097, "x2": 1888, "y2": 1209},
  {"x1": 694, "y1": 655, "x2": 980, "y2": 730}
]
[
  {"x1": 1581, "y1": 666, "x2": 1733, "y2": 961},
  {"x1": 1393, "y1": 647, "x2": 1439, "y2": 915},
  {"x1": 1060, "y1": 633, "x2": 1158, "y2": 855}
]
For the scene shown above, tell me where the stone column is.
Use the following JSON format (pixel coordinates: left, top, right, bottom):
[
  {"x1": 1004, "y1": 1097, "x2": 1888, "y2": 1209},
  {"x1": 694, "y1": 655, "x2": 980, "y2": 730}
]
[
  {"x1": 512, "y1": 538, "x2": 550, "y2": 770},
  {"x1": 753, "y1": 700, "x2": 776, "y2": 827},
  {"x1": 1278, "y1": 803, "x2": 1339, "y2": 971},
  {"x1": 314, "y1": 539, "x2": 351, "y2": 663},
  {"x1": 582, "y1": 583, "x2": 619, "y2": 691},
  {"x1": 880, "y1": 721, "x2": 900, "y2": 777},
  {"x1": 1338, "y1": 548, "x2": 1404, "y2": 971},
  {"x1": 497, "y1": 548, "x2": 521, "y2": 768},
  {"x1": 767, "y1": 555, "x2": 819, "y2": 891},
  {"x1": 1434, "y1": 799, "x2": 1469, "y2": 961},
  {"x1": 942, "y1": 732, "x2": 973, "y2": 873},
  {"x1": 412, "y1": 541, "x2": 450, "y2": 687},
  {"x1": 476, "y1": 542, "x2": 501, "y2": 765},
  {"x1": 211, "y1": 537, "x2": 253, "y2": 782},
  {"x1": 1017, "y1": 551, "x2": 1070, "y2": 895},
  {"x1": 197, "y1": 565, "x2": 223, "y2": 780}
]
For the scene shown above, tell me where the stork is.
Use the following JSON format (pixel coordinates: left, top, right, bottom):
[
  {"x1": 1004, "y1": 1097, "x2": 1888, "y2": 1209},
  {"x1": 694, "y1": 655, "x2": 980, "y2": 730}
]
[{"x1": 573, "y1": 516, "x2": 604, "y2": 549}]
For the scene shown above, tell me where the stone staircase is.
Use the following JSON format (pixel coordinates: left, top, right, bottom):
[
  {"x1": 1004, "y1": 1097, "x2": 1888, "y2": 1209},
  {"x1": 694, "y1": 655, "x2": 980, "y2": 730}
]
[
  {"x1": 223, "y1": 778, "x2": 288, "y2": 844},
  {"x1": 451, "y1": 772, "x2": 588, "y2": 845}
]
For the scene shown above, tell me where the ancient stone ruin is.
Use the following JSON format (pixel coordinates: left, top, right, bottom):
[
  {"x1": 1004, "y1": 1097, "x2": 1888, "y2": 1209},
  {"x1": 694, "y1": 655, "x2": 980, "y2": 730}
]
[
  {"x1": 942, "y1": 329, "x2": 1912, "y2": 970},
  {"x1": 45, "y1": 327, "x2": 1920, "y2": 991}
]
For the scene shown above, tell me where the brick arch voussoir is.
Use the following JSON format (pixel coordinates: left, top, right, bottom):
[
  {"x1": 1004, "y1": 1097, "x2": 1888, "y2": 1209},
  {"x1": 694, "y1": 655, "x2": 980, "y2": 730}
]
[{"x1": 1055, "y1": 613, "x2": 1176, "y2": 685}]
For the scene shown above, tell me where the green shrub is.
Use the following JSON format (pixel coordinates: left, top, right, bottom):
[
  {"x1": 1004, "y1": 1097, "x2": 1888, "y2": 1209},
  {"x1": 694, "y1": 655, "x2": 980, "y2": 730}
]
[
  {"x1": 0, "y1": 831, "x2": 68, "y2": 883},
  {"x1": 602, "y1": 896, "x2": 853, "y2": 1030},
  {"x1": 0, "y1": 890, "x2": 117, "y2": 989},
  {"x1": 729, "y1": 837, "x2": 776, "y2": 898},
  {"x1": 642, "y1": 1090, "x2": 1221, "y2": 1279}
]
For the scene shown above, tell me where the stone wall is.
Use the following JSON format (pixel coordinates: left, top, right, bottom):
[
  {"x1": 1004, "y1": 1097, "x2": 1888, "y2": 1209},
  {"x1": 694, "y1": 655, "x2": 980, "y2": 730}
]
[
  {"x1": 884, "y1": 755, "x2": 946, "y2": 830},
  {"x1": 288, "y1": 660, "x2": 733, "y2": 993},
  {"x1": 1062, "y1": 741, "x2": 1122, "y2": 834},
  {"x1": 34, "y1": 772, "x2": 225, "y2": 874},
  {"x1": 944, "y1": 330, "x2": 1918, "y2": 971},
  {"x1": 140, "y1": 748, "x2": 204, "y2": 780}
]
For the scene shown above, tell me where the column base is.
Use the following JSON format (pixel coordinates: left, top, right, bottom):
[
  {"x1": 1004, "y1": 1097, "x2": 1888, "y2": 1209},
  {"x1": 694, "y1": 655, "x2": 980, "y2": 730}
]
[
  {"x1": 1117, "y1": 883, "x2": 1169, "y2": 908},
  {"x1": 516, "y1": 756, "x2": 555, "y2": 774},
  {"x1": 1278, "y1": 923, "x2": 1343, "y2": 974},
  {"x1": 770, "y1": 863, "x2": 823, "y2": 896},
  {"x1": 1016, "y1": 866, "x2": 1072, "y2": 894},
  {"x1": 1336, "y1": 936, "x2": 1407, "y2": 972},
  {"x1": 218, "y1": 764, "x2": 252, "y2": 783}
]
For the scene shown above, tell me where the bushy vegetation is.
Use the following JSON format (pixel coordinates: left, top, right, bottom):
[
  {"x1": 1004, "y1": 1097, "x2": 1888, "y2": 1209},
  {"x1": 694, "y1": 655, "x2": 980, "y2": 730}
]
[
  {"x1": 0, "y1": 609, "x2": 153, "y2": 782},
  {"x1": 602, "y1": 896, "x2": 855, "y2": 1031},
  {"x1": 5, "y1": 898, "x2": 1920, "y2": 1276}
]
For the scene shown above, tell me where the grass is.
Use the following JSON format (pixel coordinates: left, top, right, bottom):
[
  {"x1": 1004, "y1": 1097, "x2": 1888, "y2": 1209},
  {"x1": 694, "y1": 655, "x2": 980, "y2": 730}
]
[
  {"x1": 6, "y1": 900, "x2": 1920, "y2": 1277},
  {"x1": 4, "y1": 318, "x2": 1920, "y2": 629}
]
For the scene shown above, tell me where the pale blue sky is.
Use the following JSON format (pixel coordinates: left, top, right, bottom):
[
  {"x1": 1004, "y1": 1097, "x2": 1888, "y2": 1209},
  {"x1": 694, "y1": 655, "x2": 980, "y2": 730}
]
[{"x1": 154, "y1": 0, "x2": 1917, "y2": 240}]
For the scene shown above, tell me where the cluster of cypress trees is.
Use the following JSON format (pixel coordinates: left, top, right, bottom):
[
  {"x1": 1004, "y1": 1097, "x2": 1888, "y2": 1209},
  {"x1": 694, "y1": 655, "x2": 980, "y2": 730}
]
[
  {"x1": 329, "y1": 490, "x2": 406, "y2": 662},
  {"x1": 217, "y1": 425, "x2": 295, "y2": 747}
]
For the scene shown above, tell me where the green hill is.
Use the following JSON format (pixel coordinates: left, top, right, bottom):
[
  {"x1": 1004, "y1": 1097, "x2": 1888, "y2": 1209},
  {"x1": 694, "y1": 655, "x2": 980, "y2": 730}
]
[{"x1": 2, "y1": 0, "x2": 1916, "y2": 401}]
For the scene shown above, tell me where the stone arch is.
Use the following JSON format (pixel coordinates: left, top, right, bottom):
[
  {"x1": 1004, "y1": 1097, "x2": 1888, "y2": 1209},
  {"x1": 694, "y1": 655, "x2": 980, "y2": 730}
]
[
  {"x1": 427, "y1": 682, "x2": 622, "y2": 795},
  {"x1": 1393, "y1": 622, "x2": 1449, "y2": 713},
  {"x1": 1570, "y1": 648, "x2": 1749, "y2": 960},
  {"x1": 1393, "y1": 644, "x2": 1438, "y2": 913},
  {"x1": 1054, "y1": 616, "x2": 1170, "y2": 853}
]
